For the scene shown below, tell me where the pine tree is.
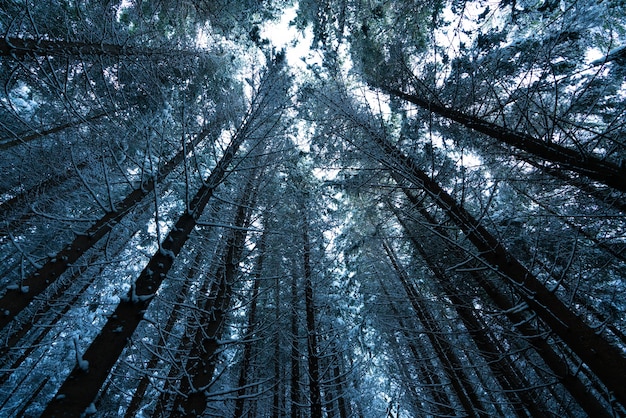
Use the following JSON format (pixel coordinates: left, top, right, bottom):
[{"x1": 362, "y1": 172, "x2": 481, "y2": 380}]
[{"x1": 1, "y1": 0, "x2": 625, "y2": 416}]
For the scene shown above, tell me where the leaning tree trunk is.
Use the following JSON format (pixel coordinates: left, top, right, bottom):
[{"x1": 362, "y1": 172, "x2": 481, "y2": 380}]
[
  {"x1": 0, "y1": 107, "x2": 127, "y2": 151},
  {"x1": 382, "y1": 240, "x2": 487, "y2": 418},
  {"x1": 0, "y1": 160, "x2": 91, "y2": 239},
  {"x1": 122, "y1": 251, "x2": 202, "y2": 418},
  {"x1": 0, "y1": 128, "x2": 212, "y2": 332},
  {"x1": 509, "y1": 148, "x2": 626, "y2": 214},
  {"x1": 378, "y1": 283, "x2": 458, "y2": 416},
  {"x1": 363, "y1": 124, "x2": 626, "y2": 409},
  {"x1": 390, "y1": 207, "x2": 550, "y2": 418},
  {"x1": 42, "y1": 110, "x2": 252, "y2": 417},
  {"x1": 0, "y1": 37, "x2": 200, "y2": 60},
  {"x1": 385, "y1": 87, "x2": 626, "y2": 194},
  {"x1": 394, "y1": 182, "x2": 616, "y2": 417},
  {"x1": 171, "y1": 185, "x2": 255, "y2": 416},
  {"x1": 151, "y1": 251, "x2": 224, "y2": 417}
]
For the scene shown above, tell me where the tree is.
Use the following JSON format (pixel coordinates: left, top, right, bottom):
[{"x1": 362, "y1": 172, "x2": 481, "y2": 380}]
[
  {"x1": 2, "y1": 0, "x2": 626, "y2": 416},
  {"x1": 41, "y1": 58, "x2": 290, "y2": 416},
  {"x1": 169, "y1": 177, "x2": 258, "y2": 416},
  {"x1": 307, "y1": 77, "x2": 626, "y2": 414}
]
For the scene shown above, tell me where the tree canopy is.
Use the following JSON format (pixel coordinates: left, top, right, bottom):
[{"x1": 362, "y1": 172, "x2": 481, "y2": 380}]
[{"x1": 1, "y1": 0, "x2": 625, "y2": 416}]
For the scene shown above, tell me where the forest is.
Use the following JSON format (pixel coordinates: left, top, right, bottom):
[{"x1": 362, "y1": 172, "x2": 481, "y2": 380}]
[{"x1": 1, "y1": 0, "x2": 625, "y2": 416}]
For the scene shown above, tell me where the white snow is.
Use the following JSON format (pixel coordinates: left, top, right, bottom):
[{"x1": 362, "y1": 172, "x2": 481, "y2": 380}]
[
  {"x1": 159, "y1": 248, "x2": 176, "y2": 259},
  {"x1": 84, "y1": 402, "x2": 97, "y2": 414},
  {"x1": 6, "y1": 284, "x2": 29, "y2": 293},
  {"x1": 72, "y1": 336, "x2": 89, "y2": 371}
]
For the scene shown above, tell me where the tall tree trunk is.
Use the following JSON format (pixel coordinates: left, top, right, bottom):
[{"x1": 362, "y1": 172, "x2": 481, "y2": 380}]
[
  {"x1": 123, "y1": 251, "x2": 201, "y2": 418},
  {"x1": 364, "y1": 126, "x2": 626, "y2": 408},
  {"x1": 511, "y1": 184, "x2": 626, "y2": 264},
  {"x1": 302, "y1": 210, "x2": 322, "y2": 418},
  {"x1": 382, "y1": 240, "x2": 486, "y2": 418},
  {"x1": 378, "y1": 284, "x2": 458, "y2": 416},
  {"x1": 330, "y1": 355, "x2": 348, "y2": 418},
  {"x1": 172, "y1": 186, "x2": 255, "y2": 416},
  {"x1": 0, "y1": 160, "x2": 90, "y2": 239},
  {"x1": 272, "y1": 274, "x2": 283, "y2": 418},
  {"x1": 290, "y1": 272, "x2": 302, "y2": 418},
  {"x1": 0, "y1": 37, "x2": 200, "y2": 60},
  {"x1": 512, "y1": 151, "x2": 626, "y2": 214},
  {"x1": 151, "y1": 254, "x2": 224, "y2": 417},
  {"x1": 0, "y1": 107, "x2": 126, "y2": 150},
  {"x1": 391, "y1": 207, "x2": 549, "y2": 418},
  {"x1": 395, "y1": 183, "x2": 615, "y2": 417},
  {"x1": 42, "y1": 114, "x2": 251, "y2": 417},
  {"x1": 233, "y1": 232, "x2": 266, "y2": 417},
  {"x1": 348, "y1": 356, "x2": 366, "y2": 418},
  {"x1": 0, "y1": 250, "x2": 99, "y2": 383},
  {"x1": 0, "y1": 128, "x2": 212, "y2": 332},
  {"x1": 385, "y1": 87, "x2": 626, "y2": 193}
]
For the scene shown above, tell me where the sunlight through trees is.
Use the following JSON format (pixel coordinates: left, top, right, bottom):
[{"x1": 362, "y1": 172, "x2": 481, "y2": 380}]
[{"x1": 1, "y1": 0, "x2": 625, "y2": 416}]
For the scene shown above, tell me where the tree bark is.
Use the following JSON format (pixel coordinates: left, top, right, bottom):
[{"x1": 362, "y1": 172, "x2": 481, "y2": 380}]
[
  {"x1": 123, "y1": 252, "x2": 200, "y2": 418},
  {"x1": 382, "y1": 240, "x2": 487, "y2": 418},
  {"x1": 151, "y1": 258, "x2": 223, "y2": 417},
  {"x1": 391, "y1": 208, "x2": 549, "y2": 418},
  {"x1": 378, "y1": 283, "x2": 458, "y2": 416},
  {"x1": 272, "y1": 273, "x2": 283, "y2": 418},
  {"x1": 171, "y1": 189, "x2": 254, "y2": 416},
  {"x1": 386, "y1": 87, "x2": 626, "y2": 193},
  {"x1": 0, "y1": 160, "x2": 90, "y2": 239},
  {"x1": 0, "y1": 251, "x2": 99, "y2": 383},
  {"x1": 331, "y1": 361, "x2": 348, "y2": 418},
  {"x1": 302, "y1": 210, "x2": 322, "y2": 418},
  {"x1": 395, "y1": 183, "x2": 616, "y2": 417},
  {"x1": 0, "y1": 128, "x2": 211, "y2": 332},
  {"x1": 0, "y1": 37, "x2": 199, "y2": 60},
  {"x1": 42, "y1": 116, "x2": 250, "y2": 417},
  {"x1": 233, "y1": 233, "x2": 266, "y2": 417},
  {"x1": 366, "y1": 129, "x2": 626, "y2": 408},
  {"x1": 290, "y1": 272, "x2": 302, "y2": 418},
  {"x1": 0, "y1": 107, "x2": 124, "y2": 150}
]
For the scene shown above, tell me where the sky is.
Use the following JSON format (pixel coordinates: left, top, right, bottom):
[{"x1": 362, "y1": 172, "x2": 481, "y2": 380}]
[{"x1": 261, "y1": 6, "x2": 319, "y2": 70}]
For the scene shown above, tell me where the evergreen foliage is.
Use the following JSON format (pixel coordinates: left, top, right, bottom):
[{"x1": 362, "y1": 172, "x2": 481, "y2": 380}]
[{"x1": 1, "y1": 0, "x2": 625, "y2": 416}]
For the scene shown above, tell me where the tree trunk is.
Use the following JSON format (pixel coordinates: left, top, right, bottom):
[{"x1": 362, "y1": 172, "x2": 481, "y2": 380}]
[
  {"x1": 0, "y1": 37, "x2": 199, "y2": 60},
  {"x1": 512, "y1": 151, "x2": 626, "y2": 214},
  {"x1": 0, "y1": 128, "x2": 212, "y2": 332},
  {"x1": 386, "y1": 87, "x2": 626, "y2": 193},
  {"x1": 391, "y1": 207, "x2": 549, "y2": 418},
  {"x1": 0, "y1": 107, "x2": 125, "y2": 150},
  {"x1": 0, "y1": 251, "x2": 99, "y2": 383},
  {"x1": 123, "y1": 251, "x2": 200, "y2": 418},
  {"x1": 302, "y1": 210, "x2": 322, "y2": 418},
  {"x1": 378, "y1": 283, "x2": 458, "y2": 416},
  {"x1": 330, "y1": 356, "x2": 348, "y2": 418},
  {"x1": 367, "y1": 129, "x2": 626, "y2": 409},
  {"x1": 233, "y1": 233, "x2": 266, "y2": 417},
  {"x1": 395, "y1": 184, "x2": 615, "y2": 417},
  {"x1": 0, "y1": 160, "x2": 89, "y2": 240},
  {"x1": 151, "y1": 258, "x2": 223, "y2": 417},
  {"x1": 42, "y1": 115, "x2": 250, "y2": 417},
  {"x1": 272, "y1": 273, "x2": 283, "y2": 418},
  {"x1": 290, "y1": 272, "x2": 302, "y2": 418},
  {"x1": 382, "y1": 240, "x2": 486, "y2": 418},
  {"x1": 172, "y1": 190, "x2": 254, "y2": 416}
]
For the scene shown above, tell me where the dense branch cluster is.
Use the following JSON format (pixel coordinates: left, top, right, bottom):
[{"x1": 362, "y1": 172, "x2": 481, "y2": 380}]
[{"x1": 1, "y1": 0, "x2": 625, "y2": 417}]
